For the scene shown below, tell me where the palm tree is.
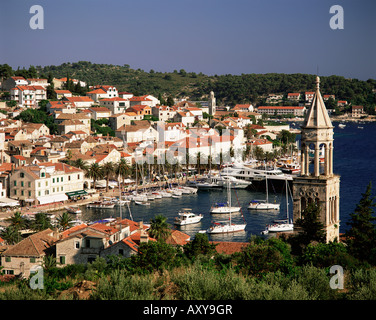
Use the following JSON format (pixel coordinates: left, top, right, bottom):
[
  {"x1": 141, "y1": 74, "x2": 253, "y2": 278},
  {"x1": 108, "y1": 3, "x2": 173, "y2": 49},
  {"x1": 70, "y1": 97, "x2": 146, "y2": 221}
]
[
  {"x1": 85, "y1": 163, "x2": 103, "y2": 189},
  {"x1": 6, "y1": 211, "x2": 27, "y2": 231},
  {"x1": 0, "y1": 226, "x2": 21, "y2": 245},
  {"x1": 73, "y1": 158, "x2": 88, "y2": 171},
  {"x1": 32, "y1": 212, "x2": 53, "y2": 231},
  {"x1": 101, "y1": 161, "x2": 115, "y2": 192},
  {"x1": 116, "y1": 158, "x2": 130, "y2": 187},
  {"x1": 149, "y1": 214, "x2": 171, "y2": 242},
  {"x1": 56, "y1": 212, "x2": 73, "y2": 231}
]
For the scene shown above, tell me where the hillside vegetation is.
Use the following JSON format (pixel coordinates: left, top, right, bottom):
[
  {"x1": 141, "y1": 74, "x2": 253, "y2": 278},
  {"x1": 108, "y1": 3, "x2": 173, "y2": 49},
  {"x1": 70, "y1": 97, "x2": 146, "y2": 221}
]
[{"x1": 1, "y1": 61, "x2": 375, "y2": 108}]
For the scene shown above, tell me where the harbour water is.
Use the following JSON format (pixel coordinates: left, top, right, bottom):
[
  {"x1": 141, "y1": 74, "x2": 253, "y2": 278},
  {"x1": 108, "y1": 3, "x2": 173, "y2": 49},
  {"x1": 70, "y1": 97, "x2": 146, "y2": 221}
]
[{"x1": 79, "y1": 121, "x2": 376, "y2": 242}]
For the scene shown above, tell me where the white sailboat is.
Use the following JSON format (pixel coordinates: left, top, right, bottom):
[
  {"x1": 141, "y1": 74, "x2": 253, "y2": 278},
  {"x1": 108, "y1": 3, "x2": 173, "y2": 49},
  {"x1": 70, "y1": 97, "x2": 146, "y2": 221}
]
[
  {"x1": 210, "y1": 180, "x2": 241, "y2": 214},
  {"x1": 207, "y1": 181, "x2": 246, "y2": 234},
  {"x1": 248, "y1": 174, "x2": 280, "y2": 211},
  {"x1": 262, "y1": 178, "x2": 293, "y2": 234}
]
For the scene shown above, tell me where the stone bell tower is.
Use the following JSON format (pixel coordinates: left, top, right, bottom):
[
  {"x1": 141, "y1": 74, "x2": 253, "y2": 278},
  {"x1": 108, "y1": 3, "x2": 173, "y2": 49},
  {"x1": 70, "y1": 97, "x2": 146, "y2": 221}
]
[
  {"x1": 208, "y1": 91, "x2": 216, "y2": 116},
  {"x1": 292, "y1": 76, "x2": 340, "y2": 242}
]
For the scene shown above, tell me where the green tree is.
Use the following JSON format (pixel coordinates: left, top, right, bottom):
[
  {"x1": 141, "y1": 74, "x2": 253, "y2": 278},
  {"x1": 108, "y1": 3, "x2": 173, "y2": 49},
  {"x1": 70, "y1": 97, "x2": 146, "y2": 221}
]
[
  {"x1": 116, "y1": 158, "x2": 130, "y2": 187},
  {"x1": 149, "y1": 214, "x2": 171, "y2": 242},
  {"x1": 0, "y1": 226, "x2": 22, "y2": 245},
  {"x1": 101, "y1": 162, "x2": 115, "y2": 192},
  {"x1": 85, "y1": 163, "x2": 103, "y2": 189},
  {"x1": 183, "y1": 233, "x2": 216, "y2": 260},
  {"x1": 6, "y1": 211, "x2": 27, "y2": 231},
  {"x1": 56, "y1": 212, "x2": 73, "y2": 231},
  {"x1": 32, "y1": 212, "x2": 52, "y2": 232},
  {"x1": 289, "y1": 202, "x2": 326, "y2": 255},
  {"x1": 345, "y1": 181, "x2": 376, "y2": 263}
]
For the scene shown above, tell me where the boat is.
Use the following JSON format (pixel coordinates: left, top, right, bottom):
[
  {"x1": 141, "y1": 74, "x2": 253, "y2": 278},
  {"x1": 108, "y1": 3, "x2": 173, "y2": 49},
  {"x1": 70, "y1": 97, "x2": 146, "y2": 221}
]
[
  {"x1": 86, "y1": 201, "x2": 115, "y2": 209},
  {"x1": 220, "y1": 163, "x2": 293, "y2": 183},
  {"x1": 135, "y1": 201, "x2": 150, "y2": 206},
  {"x1": 174, "y1": 208, "x2": 203, "y2": 226},
  {"x1": 358, "y1": 126, "x2": 364, "y2": 129},
  {"x1": 338, "y1": 123, "x2": 346, "y2": 129},
  {"x1": 262, "y1": 219, "x2": 293, "y2": 233},
  {"x1": 159, "y1": 191, "x2": 172, "y2": 198},
  {"x1": 196, "y1": 175, "x2": 251, "y2": 189},
  {"x1": 248, "y1": 173, "x2": 280, "y2": 211},
  {"x1": 261, "y1": 178, "x2": 293, "y2": 234},
  {"x1": 66, "y1": 206, "x2": 82, "y2": 214},
  {"x1": 207, "y1": 220, "x2": 246, "y2": 234},
  {"x1": 210, "y1": 180, "x2": 241, "y2": 214},
  {"x1": 248, "y1": 199, "x2": 280, "y2": 211}
]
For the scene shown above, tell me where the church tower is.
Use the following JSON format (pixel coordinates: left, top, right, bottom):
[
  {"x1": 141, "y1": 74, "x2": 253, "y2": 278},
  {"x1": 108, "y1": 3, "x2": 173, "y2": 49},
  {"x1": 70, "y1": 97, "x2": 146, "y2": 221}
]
[
  {"x1": 208, "y1": 91, "x2": 216, "y2": 116},
  {"x1": 292, "y1": 76, "x2": 340, "y2": 242}
]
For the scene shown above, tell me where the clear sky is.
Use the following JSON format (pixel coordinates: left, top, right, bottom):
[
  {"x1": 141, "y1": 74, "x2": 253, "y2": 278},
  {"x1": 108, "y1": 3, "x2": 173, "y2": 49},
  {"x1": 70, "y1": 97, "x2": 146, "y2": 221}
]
[{"x1": 1, "y1": 0, "x2": 375, "y2": 80}]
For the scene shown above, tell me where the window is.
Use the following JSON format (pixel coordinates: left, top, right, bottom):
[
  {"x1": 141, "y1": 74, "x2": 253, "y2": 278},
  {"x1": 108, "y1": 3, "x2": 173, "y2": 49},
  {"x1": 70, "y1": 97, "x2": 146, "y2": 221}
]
[
  {"x1": 21, "y1": 181, "x2": 24, "y2": 187},
  {"x1": 28, "y1": 191, "x2": 31, "y2": 197},
  {"x1": 77, "y1": 174, "x2": 80, "y2": 179},
  {"x1": 57, "y1": 177, "x2": 59, "y2": 183},
  {"x1": 20, "y1": 173, "x2": 24, "y2": 178},
  {"x1": 61, "y1": 177, "x2": 63, "y2": 182},
  {"x1": 14, "y1": 181, "x2": 16, "y2": 186},
  {"x1": 38, "y1": 191, "x2": 41, "y2": 196},
  {"x1": 28, "y1": 182, "x2": 31, "y2": 187},
  {"x1": 60, "y1": 256, "x2": 66, "y2": 265},
  {"x1": 14, "y1": 190, "x2": 17, "y2": 195},
  {"x1": 75, "y1": 241, "x2": 80, "y2": 249},
  {"x1": 53, "y1": 178, "x2": 55, "y2": 183},
  {"x1": 41, "y1": 172, "x2": 45, "y2": 178},
  {"x1": 68, "y1": 176, "x2": 71, "y2": 181},
  {"x1": 119, "y1": 249, "x2": 124, "y2": 256},
  {"x1": 38, "y1": 182, "x2": 41, "y2": 188},
  {"x1": 5, "y1": 257, "x2": 11, "y2": 262},
  {"x1": 30, "y1": 257, "x2": 36, "y2": 263}
]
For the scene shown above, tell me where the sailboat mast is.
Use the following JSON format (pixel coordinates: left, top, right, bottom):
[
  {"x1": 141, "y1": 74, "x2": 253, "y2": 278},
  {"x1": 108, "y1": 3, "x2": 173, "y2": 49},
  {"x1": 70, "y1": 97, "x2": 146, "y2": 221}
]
[{"x1": 286, "y1": 178, "x2": 289, "y2": 221}]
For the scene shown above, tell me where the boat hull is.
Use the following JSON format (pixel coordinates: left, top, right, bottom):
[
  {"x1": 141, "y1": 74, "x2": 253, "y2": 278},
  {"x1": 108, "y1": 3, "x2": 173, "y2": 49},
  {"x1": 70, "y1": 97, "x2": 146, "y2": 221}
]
[{"x1": 207, "y1": 224, "x2": 246, "y2": 234}]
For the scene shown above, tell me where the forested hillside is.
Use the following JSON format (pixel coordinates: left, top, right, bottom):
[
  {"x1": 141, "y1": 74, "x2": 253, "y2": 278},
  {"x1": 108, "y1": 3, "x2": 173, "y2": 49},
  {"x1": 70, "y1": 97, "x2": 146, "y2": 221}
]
[{"x1": 1, "y1": 61, "x2": 375, "y2": 108}]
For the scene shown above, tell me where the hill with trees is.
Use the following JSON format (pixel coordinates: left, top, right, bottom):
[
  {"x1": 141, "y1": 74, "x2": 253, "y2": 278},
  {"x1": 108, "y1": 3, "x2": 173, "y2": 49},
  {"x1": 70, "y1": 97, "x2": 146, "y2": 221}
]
[{"x1": 1, "y1": 61, "x2": 375, "y2": 110}]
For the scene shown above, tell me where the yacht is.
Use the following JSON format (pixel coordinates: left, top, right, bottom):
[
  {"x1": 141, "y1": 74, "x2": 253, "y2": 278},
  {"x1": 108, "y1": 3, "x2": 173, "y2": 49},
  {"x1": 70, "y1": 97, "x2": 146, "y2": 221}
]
[
  {"x1": 248, "y1": 200, "x2": 280, "y2": 211},
  {"x1": 174, "y1": 208, "x2": 203, "y2": 226},
  {"x1": 196, "y1": 174, "x2": 251, "y2": 189},
  {"x1": 221, "y1": 163, "x2": 293, "y2": 183},
  {"x1": 66, "y1": 206, "x2": 82, "y2": 214},
  {"x1": 86, "y1": 201, "x2": 115, "y2": 209},
  {"x1": 206, "y1": 220, "x2": 246, "y2": 234},
  {"x1": 210, "y1": 180, "x2": 241, "y2": 214}
]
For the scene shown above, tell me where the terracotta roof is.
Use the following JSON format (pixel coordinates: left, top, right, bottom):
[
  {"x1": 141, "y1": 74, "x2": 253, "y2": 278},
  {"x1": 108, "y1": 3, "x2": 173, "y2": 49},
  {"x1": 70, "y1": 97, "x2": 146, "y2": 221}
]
[
  {"x1": 210, "y1": 241, "x2": 249, "y2": 255},
  {"x1": 165, "y1": 229, "x2": 190, "y2": 246},
  {"x1": 2, "y1": 229, "x2": 57, "y2": 257}
]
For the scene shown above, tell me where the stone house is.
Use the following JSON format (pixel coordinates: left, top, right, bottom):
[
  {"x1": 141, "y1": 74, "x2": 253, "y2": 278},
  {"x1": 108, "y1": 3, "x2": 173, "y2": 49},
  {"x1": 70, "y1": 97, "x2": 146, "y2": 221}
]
[{"x1": 1, "y1": 229, "x2": 58, "y2": 278}]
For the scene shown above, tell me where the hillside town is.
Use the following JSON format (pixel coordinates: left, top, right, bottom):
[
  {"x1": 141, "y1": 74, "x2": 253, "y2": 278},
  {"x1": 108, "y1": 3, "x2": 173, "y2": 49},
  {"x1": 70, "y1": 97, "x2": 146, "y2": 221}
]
[{"x1": 0, "y1": 74, "x2": 374, "y2": 279}]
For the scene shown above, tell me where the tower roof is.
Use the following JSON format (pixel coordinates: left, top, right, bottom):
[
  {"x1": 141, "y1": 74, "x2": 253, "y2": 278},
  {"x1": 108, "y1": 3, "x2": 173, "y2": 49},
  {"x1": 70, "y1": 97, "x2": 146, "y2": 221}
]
[{"x1": 303, "y1": 76, "x2": 333, "y2": 129}]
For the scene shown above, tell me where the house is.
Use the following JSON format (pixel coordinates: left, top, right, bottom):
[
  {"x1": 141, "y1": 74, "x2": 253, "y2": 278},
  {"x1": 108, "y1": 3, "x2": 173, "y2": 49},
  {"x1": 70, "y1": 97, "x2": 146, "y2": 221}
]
[
  {"x1": 10, "y1": 85, "x2": 47, "y2": 108},
  {"x1": 173, "y1": 111, "x2": 195, "y2": 126},
  {"x1": 118, "y1": 92, "x2": 134, "y2": 100},
  {"x1": 266, "y1": 94, "x2": 283, "y2": 104},
  {"x1": 323, "y1": 94, "x2": 335, "y2": 101},
  {"x1": 99, "y1": 97, "x2": 129, "y2": 114},
  {"x1": 115, "y1": 120, "x2": 158, "y2": 143},
  {"x1": 1, "y1": 76, "x2": 28, "y2": 91},
  {"x1": 337, "y1": 100, "x2": 348, "y2": 107},
  {"x1": 109, "y1": 112, "x2": 143, "y2": 131},
  {"x1": 352, "y1": 106, "x2": 364, "y2": 118},
  {"x1": 26, "y1": 78, "x2": 49, "y2": 88},
  {"x1": 55, "y1": 90, "x2": 72, "y2": 99},
  {"x1": 55, "y1": 113, "x2": 91, "y2": 134},
  {"x1": 87, "y1": 85, "x2": 118, "y2": 103},
  {"x1": 56, "y1": 223, "x2": 124, "y2": 266},
  {"x1": 287, "y1": 93, "x2": 301, "y2": 101},
  {"x1": 47, "y1": 101, "x2": 76, "y2": 115},
  {"x1": 159, "y1": 122, "x2": 186, "y2": 142},
  {"x1": 305, "y1": 92, "x2": 315, "y2": 103},
  {"x1": 152, "y1": 105, "x2": 177, "y2": 122},
  {"x1": 129, "y1": 96, "x2": 154, "y2": 108},
  {"x1": 247, "y1": 138, "x2": 274, "y2": 153},
  {"x1": 8, "y1": 140, "x2": 33, "y2": 157},
  {"x1": 62, "y1": 96, "x2": 94, "y2": 109},
  {"x1": 1, "y1": 229, "x2": 58, "y2": 277},
  {"x1": 53, "y1": 77, "x2": 86, "y2": 89},
  {"x1": 88, "y1": 107, "x2": 112, "y2": 120},
  {"x1": 231, "y1": 104, "x2": 254, "y2": 113},
  {"x1": 126, "y1": 105, "x2": 152, "y2": 117},
  {"x1": 21, "y1": 123, "x2": 50, "y2": 140},
  {"x1": 9, "y1": 162, "x2": 85, "y2": 206}
]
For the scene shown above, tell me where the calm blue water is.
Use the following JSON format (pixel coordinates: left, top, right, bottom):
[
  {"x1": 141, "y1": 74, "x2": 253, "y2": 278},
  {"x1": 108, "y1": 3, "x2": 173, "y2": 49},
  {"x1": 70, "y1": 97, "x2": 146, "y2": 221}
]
[{"x1": 80, "y1": 121, "x2": 376, "y2": 242}]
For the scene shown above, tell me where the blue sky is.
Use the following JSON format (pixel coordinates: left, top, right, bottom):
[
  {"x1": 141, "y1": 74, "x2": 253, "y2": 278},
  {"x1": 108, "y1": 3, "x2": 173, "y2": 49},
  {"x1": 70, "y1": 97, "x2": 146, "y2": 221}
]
[{"x1": 1, "y1": 0, "x2": 375, "y2": 80}]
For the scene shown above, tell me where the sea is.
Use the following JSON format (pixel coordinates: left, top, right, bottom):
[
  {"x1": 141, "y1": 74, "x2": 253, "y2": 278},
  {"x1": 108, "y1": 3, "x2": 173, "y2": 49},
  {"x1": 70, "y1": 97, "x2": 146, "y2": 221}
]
[{"x1": 78, "y1": 121, "x2": 376, "y2": 242}]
